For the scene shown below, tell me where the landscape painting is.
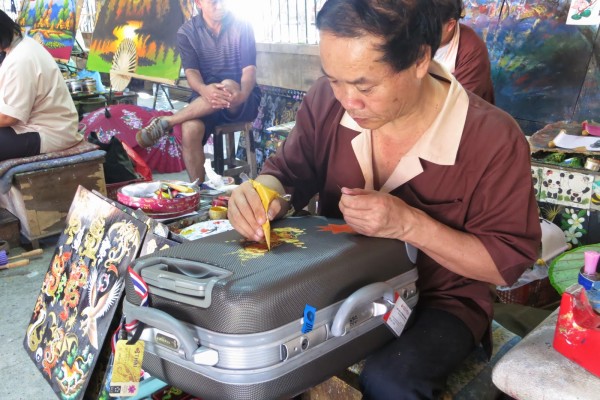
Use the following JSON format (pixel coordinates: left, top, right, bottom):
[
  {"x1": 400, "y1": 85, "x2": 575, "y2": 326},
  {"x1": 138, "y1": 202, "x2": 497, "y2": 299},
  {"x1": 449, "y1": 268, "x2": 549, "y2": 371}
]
[
  {"x1": 463, "y1": 0, "x2": 600, "y2": 133},
  {"x1": 86, "y1": 0, "x2": 193, "y2": 86},
  {"x1": 17, "y1": 0, "x2": 81, "y2": 62}
]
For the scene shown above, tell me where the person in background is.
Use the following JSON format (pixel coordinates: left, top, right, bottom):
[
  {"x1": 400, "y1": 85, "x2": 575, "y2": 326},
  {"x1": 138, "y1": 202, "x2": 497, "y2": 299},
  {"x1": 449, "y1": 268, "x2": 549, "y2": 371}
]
[
  {"x1": 227, "y1": 0, "x2": 540, "y2": 398},
  {"x1": 435, "y1": 0, "x2": 495, "y2": 104},
  {"x1": 136, "y1": 0, "x2": 261, "y2": 184},
  {"x1": 0, "y1": 10, "x2": 81, "y2": 162}
]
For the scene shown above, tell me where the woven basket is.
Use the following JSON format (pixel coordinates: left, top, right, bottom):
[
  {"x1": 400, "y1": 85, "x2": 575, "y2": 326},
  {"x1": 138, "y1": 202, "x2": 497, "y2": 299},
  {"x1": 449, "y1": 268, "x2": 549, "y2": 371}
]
[{"x1": 496, "y1": 276, "x2": 561, "y2": 308}]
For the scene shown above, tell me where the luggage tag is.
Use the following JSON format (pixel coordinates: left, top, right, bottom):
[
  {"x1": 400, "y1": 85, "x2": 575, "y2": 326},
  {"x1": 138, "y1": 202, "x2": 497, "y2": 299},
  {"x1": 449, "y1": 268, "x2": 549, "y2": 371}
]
[
  {"x1": 383, "y1": 292, "x2": 412, "y2": 337},
  {"x1": 302, "y1": 304, "x2": 317, "y2": 334},
  {"x1": 109, "y1": 340, "x2": 145, "y2": 397}
]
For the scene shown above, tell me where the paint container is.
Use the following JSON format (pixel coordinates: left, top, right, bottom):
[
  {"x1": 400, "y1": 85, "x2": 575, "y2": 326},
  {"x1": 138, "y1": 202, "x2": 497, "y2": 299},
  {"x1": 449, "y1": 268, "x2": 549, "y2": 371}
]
[
  {"x1": 584, "y1": 250, "x2": 600, "y2": 275},
  {"x1": 83, "y1": 78, "x2": 97, "y2": 93},
  {"x1": 79, "y1": 97, "x2": 105, "y2": 114},
  {"x1": 585, "y1": 157, "x2": 600, "y2": 172},
  {"x1": 579, "y1": 251, "x2": 600, "y2": 314},
  {"x1": 578, "y1": 269, "x2": 600, "y2": 314},
  {"x1": 65, "y1": 78, "x2": 84, "y2": 94},
  {"x1": 211, "y1": 195, "x2": 230, "y2": 208},
  {"x1": 208, "y1": 206, "x2": 228, "y2": 220}
]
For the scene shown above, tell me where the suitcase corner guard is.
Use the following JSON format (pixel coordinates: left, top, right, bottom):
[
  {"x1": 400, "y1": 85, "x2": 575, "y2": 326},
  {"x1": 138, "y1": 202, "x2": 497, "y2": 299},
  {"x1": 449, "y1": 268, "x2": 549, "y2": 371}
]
[{"x1": 123, "y1": 299, "x2": 219, "y2": 366}]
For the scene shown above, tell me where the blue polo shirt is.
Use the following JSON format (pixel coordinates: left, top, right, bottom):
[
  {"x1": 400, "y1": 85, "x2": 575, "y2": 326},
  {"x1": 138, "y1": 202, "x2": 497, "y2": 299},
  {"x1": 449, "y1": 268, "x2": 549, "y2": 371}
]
[{"x1": 177, "y1": 12, "x2": 257, "y2": 87}]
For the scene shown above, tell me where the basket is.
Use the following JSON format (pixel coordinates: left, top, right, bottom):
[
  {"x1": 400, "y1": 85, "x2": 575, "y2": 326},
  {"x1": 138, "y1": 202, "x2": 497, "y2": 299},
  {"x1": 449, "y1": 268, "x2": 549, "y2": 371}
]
[
  {"x1": 106, "y1": 178, "x2": 144, "y2": 201},
  {"x1": 496, "y1": 276, "x2": 561, "y2": 308},
  {"x1": 116, "y1": 181, "x2": 200, "y2": 215}
]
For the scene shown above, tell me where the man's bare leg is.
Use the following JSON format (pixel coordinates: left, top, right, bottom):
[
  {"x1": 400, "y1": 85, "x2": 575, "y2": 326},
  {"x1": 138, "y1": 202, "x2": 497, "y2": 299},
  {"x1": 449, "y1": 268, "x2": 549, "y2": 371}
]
[
  {"x1": 163, "y1": 96, "x2": 215, "y2": 128},
  {"x1": 137, "y1": 79, "x2": 244, "y2": 148},
  {"x1": 136, "y1": 96, "x2": 216, "y2": 148},
  {"x1": 181, "y1": 118, "x2": 207, "y2": 183},
  {"x1": 167, "y1": 79, "x2": 242, "y2": 127}
]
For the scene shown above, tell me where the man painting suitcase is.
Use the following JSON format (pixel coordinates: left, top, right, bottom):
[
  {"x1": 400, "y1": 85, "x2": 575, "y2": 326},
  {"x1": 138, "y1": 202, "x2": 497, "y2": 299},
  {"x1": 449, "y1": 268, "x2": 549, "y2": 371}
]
[
  {"x1": 124, "y1": 216, "x2": 418, "y2": 399},
  {"x1": 227, "y1": 0, "x2": 541, "y2": 398}
]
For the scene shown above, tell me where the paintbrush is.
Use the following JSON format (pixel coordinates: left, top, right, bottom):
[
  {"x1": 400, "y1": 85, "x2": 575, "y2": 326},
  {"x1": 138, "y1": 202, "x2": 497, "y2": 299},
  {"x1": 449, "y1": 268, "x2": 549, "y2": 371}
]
[
  {"x1": 0, "y1": 249, "x2": 42, "y2": 267},
  {"x1": 8, "y1": 249, "x2": 43, "y2": 261},
  {"x1": 0, "y1": 259, "x2": 29, "y2": 271}
]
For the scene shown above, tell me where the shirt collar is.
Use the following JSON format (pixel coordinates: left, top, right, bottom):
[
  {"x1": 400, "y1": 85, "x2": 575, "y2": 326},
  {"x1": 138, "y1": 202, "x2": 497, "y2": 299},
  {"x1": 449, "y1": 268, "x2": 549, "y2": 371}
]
[
  {"x1": 342, "y1": 60, "x2": 469, "y2": 191},
  {"x1": 197, "y1": 11, "x2": 233, "y2": 36},
  {"x1": 434, "y1": 23, "x2": 461, "y2": 73},
  {"x1": 6, "y1": 34, "x2": 23, "y2": 54}
]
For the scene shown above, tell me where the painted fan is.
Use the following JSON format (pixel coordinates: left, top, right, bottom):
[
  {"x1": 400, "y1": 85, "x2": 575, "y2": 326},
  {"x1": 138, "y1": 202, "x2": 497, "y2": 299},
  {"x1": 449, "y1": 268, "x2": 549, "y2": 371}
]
[
  {"x1": 110, "y1": 38, "x2": 138, "y2": 91},
  {"x1": 81, "y1": 104, "x2": 186, "y2": 173}
]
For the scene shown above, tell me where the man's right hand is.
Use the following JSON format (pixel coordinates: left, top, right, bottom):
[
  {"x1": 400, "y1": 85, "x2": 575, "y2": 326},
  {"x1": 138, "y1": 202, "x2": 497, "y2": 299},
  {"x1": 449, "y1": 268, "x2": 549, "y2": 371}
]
[
  {"x1": 200, "y1": 83, "x2": 232, "y2": 109},
  {"x1": 228, "y1": 180, "x2": 286, "y2": 242}
]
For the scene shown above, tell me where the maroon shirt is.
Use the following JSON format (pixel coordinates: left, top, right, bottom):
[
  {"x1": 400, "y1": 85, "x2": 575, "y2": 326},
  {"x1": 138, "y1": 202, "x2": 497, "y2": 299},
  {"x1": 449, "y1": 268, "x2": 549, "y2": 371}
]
[
  {"x1": 455, "y1": 24, "x2": 495, "y2": 104},
  {"x1": 261, "y1": 76, "x2": 540, "y2": 343}
]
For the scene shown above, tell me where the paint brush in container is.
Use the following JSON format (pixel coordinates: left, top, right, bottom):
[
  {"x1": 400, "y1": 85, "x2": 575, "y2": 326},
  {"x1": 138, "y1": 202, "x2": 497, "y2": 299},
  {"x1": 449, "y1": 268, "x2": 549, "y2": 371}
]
[
  {"x1": 0, "y1": 259, "x2": 29, "y2": 270},
  {"x1": 7, "y1": 248, "x2": 43, "y2": 261},
  {"x1": 0, "y1": 248, "x2": 41, "y2": 270},
  {"x1": 0, "y1": 250, "x2": 29, "y2": 270}
]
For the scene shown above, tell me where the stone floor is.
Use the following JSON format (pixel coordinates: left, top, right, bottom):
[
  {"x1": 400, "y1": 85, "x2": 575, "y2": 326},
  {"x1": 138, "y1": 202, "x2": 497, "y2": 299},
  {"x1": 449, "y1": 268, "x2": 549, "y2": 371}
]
[{"x1": 0, "y1": 237, "x2": 60, "y2": 399}]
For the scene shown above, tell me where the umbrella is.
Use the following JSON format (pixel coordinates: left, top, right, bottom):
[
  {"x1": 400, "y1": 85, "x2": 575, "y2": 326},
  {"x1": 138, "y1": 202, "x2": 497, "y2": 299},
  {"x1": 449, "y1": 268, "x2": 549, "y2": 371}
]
[
  {"x1": 549, "y1": 244, "x2": 600, "y2": 294},
  {"x1": 81, "y1": 104, "x2": 186, "y2": 174}
]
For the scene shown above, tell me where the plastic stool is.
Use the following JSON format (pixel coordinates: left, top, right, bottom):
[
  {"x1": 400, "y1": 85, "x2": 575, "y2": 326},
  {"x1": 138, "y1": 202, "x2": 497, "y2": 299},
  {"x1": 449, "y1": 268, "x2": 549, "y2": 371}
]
[{"x1": 212, "y1": 121, "x2": 257, "y2": 181}]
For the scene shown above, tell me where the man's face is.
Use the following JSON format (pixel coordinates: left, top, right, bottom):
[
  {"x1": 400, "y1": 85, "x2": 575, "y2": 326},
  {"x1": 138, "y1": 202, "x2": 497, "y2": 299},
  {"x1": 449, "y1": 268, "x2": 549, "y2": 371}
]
[
  {"x1": 319, "y1": 31, "x2": 427, "y2": 130},
  {"x1": 196, "y1": 0, "x2": 227, "y2": 22}
]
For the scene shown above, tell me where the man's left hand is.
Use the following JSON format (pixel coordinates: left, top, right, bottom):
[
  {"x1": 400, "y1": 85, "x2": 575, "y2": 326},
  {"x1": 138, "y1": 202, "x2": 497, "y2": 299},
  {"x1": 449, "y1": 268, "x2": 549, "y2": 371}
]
[
  {"x1": 339, "y1": 187, "x2": 418, "y2": 240},
  {"x1": 221, "y1": 81, "x2": 246, "y2": 108}
]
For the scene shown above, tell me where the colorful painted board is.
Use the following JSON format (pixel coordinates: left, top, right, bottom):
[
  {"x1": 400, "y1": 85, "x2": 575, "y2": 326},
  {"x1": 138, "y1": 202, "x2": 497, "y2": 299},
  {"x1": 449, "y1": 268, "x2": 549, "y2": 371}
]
[
  {"x1": 23, "y1": 186, "x2": 147, "y2": 399},
  {"x1": 249, "y1": 85, "x2": 305, "y2": 173},
  {"x1": 462, "y1": 1, "x2": 600, "y2": 134},
  {"x1": 86, "y1": 0, "x2": 193, "y2": 88},
  {"x1": 17, "y1": 0, "x2": 81, "y2": 62}
]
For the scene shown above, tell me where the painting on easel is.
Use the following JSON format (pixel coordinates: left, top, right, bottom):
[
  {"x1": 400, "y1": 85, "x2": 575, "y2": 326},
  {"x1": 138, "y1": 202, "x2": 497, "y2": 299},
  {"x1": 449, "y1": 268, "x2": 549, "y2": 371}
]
[
  {"x1": 17, "y1": 0, "x2": 82, "y2": 62},
  {"x1": 22, "y1": 186, "x2": 147, "y2": 400},
  {"x1": 86, "y1": 0, "x2": 193, "y2": 90}
]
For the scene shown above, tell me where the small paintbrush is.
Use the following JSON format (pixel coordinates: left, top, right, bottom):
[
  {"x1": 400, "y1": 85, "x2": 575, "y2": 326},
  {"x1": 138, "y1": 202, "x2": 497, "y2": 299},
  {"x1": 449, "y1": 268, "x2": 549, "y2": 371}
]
[{"x1": 0, "y1": 259, "x2": 29, "y2": 271}]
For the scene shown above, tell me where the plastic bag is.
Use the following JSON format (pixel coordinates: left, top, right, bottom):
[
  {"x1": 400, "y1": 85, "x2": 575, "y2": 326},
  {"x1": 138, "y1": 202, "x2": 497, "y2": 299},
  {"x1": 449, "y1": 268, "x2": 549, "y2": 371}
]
[{"x1": 88, "y1": 131, "x2": 138, "y2": 184}]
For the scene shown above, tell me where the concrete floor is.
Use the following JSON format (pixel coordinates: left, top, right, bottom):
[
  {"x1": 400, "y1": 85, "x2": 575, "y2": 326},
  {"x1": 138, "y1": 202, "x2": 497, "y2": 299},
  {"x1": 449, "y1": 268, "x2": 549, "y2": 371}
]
[{"x1": 0, "y1": 237, "x2": 61, "y2": 399}]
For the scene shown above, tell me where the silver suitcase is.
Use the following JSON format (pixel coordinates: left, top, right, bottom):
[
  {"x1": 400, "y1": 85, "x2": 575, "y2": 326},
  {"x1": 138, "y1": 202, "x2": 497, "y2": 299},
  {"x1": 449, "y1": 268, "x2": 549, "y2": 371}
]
[{"x1": 124, "y1": 216, "x2": 419, "y2": 399}]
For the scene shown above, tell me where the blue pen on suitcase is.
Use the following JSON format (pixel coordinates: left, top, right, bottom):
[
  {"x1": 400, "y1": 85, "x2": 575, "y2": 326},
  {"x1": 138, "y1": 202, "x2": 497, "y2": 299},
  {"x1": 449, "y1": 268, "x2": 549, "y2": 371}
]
[{"x1": 302, "y1": 304, "x2": 317, "y2": 333}]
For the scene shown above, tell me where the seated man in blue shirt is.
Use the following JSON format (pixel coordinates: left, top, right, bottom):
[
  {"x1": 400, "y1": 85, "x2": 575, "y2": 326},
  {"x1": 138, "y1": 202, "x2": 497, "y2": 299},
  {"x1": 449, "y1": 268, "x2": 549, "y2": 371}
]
[{"x1": 136, "y1": 0, "x2": 261, "y2": 183}]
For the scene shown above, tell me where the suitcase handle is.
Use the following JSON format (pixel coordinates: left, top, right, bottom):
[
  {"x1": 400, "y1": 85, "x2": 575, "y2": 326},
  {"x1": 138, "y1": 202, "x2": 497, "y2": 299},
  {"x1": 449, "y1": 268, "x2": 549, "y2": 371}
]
[
  {"x1": 123, "y1": 299, "x2": 219, "y2": 366},
  {"x1": 331, "y1": 282, "x2": 395, "y2": 337},
  {"x1": 133, "y1": 256, "x2": 232, "y2": 308}
]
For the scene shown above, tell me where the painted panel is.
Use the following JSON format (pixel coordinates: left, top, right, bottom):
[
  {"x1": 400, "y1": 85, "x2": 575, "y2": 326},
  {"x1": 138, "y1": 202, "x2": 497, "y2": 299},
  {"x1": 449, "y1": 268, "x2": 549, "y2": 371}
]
[
  {"x1": 463, "y1": 1, "x2": 600, "y2": 133},
  {"x1": 86, "y1": 0, "x2": 193, "y2": 84},
  {"x1": 23, "y1": 186, "x2": 147, "y2": 400},
  {"x1": 17, "y1": 0, "x2": 81, "y2": 62}
]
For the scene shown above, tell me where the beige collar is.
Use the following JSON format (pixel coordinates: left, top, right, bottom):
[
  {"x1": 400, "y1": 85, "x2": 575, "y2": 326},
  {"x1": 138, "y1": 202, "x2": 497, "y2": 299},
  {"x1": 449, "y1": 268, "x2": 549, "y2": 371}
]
[
  {"x1": 343, "y1": 61, "x2": 469, "y2": 192},
  {"x1": 434, "y1": 23, "x2": 461, "y2": 73}
]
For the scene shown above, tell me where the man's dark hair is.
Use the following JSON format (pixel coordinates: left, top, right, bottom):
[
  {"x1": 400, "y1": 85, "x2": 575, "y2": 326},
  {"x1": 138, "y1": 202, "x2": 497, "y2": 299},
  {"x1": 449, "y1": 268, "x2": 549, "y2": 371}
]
[
  {"x1": 316, "y1": 0, "x2": 442, "y2": 72},
  {"x1": 0, "y1": 10, "x2": 22, "y2": 49},
  {"x1": 436, "y1": 0, "x2": 464, "y2": 23}
]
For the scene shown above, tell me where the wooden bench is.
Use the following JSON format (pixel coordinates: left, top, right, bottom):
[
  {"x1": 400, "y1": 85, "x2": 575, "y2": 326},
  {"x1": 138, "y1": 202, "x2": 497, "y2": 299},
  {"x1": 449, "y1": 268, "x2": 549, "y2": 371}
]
[{"x1": 0, "y1": 142, "x2": 107, "y2": 248}]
